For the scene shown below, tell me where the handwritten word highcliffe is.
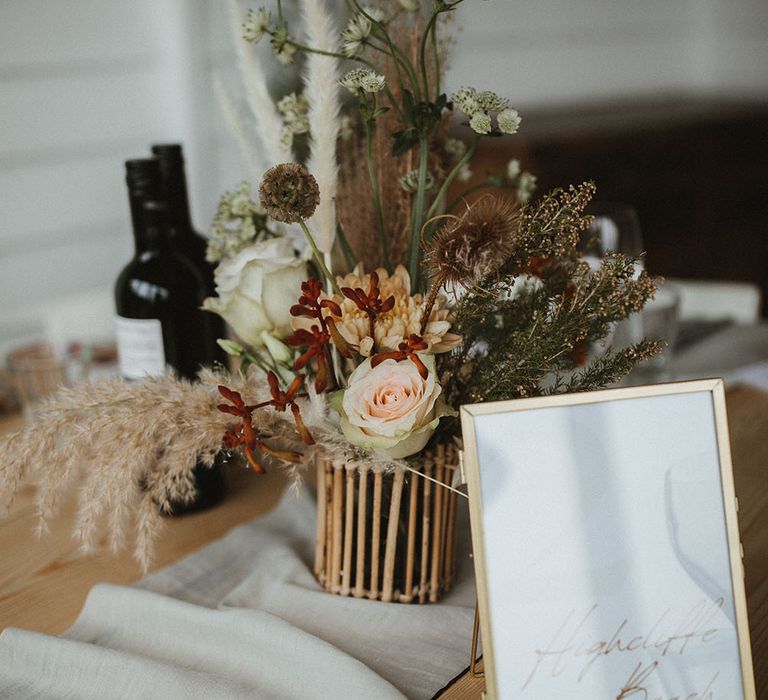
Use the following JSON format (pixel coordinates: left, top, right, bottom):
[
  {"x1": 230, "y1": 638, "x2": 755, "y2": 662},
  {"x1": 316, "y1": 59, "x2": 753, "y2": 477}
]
[{"x1": 521, "y1": 598, "x2": 724, "y2": 692}]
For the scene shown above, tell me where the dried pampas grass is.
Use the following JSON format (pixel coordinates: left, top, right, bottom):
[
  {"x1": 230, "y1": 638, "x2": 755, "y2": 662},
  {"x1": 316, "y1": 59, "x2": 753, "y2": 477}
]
[
  {"x1": 227, "y1": 0, "x2": 290, "y2": 167},
  {"x1": 0, "y1": 369, "x2": 410, "y2": 572},
  {"x1": 301, "y1": 0, "x2": 341, "y2": 255}
]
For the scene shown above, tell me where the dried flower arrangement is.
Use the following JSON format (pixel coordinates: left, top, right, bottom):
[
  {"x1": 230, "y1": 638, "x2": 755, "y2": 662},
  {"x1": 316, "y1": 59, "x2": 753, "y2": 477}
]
[{"x1": 0, "y1": 0, "x2": 661, "y2": 572}]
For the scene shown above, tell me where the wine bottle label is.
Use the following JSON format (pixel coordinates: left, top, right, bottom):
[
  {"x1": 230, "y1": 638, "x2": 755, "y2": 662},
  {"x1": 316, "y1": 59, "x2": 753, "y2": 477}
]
[{"x1": 115, "y1": 317, "x2": 166, "y2": 379}]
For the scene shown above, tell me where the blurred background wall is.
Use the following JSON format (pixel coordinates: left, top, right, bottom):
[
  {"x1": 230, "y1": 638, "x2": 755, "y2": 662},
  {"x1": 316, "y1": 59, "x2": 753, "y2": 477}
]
[{"x1": 1, "y1": 0, "x2": 767, "y2": 355}]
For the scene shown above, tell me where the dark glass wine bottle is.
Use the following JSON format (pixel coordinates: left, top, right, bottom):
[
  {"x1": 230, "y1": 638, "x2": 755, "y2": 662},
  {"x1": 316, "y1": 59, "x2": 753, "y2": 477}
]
[
  {"x1": 115, "y1": 188, "x2": 225, "y2": 514},
  {"x1": 150, "y1": 143, "x2": 227, "y2": 366}
]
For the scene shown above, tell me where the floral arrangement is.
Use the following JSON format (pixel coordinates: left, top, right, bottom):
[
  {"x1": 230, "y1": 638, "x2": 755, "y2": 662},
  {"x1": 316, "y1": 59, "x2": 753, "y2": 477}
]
[{"x1": 0, "y1": 0, "x2": 660, "y2": 570}]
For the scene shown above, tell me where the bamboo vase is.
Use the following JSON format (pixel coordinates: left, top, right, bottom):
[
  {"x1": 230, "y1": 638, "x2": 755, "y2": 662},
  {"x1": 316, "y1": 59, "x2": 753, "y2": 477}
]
[{"x1": 314, "y1": 443, "x2": 459, "y2": 603}]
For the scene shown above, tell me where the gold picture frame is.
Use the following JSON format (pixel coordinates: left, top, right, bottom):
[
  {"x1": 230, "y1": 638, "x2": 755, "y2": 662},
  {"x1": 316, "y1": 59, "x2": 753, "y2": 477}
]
[{"x1": 460, "y1": 379, "x2": 756, "y2": 699}]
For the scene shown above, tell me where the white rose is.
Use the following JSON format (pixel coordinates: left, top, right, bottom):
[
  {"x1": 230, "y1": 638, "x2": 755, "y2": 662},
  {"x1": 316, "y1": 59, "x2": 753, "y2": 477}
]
[
  {"x1": 203, "y1": 238, "x2": 307, "y2": 347},
  {"x1": 331, "y1": 355, "x2": 455, "y2": 459}
]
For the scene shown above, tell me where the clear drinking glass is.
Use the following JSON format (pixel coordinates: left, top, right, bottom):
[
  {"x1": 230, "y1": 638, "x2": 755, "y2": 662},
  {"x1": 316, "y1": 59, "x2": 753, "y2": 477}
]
[
  {"x1": 6, "y1": 343, "x2": 88, "y2": 421},
  {"x1": 581, "y1": 203, "x2": 647, "y2": 356},
  {"x1": 629, "y1": 282, "x2": 682, "y2": 384},
  {"x1": 584, "y1": 202, "x2": 644, "y2": 258}
]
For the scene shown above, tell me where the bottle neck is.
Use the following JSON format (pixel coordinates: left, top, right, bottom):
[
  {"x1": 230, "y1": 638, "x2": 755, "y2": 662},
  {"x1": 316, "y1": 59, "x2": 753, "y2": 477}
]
[
  {"x1": 142, "y1": 202, "x2": 173, "y2": 255},
  {"x1": 129, "y1": 191, "x2": 151, "y2": 253},
  {"x1": 156, "y1": 156, "x2": 195, "y2": 235},
  {"x1": 126, "y1": 159, "x2": 163, "y2": 255}
]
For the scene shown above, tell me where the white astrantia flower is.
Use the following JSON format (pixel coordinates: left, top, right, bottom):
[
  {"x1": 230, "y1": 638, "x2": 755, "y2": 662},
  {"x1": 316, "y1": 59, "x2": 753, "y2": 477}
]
[
  {"x1": 342, "y1": 13, "x2": 372, "y2": 43},
  {"x1": 458, "y1": 164, "x2": 473, "y2": 182},
  {"x1": 339, "y1": 68, "x2": 368, "y2": 93},
  {"x1": 342, "y1": 38, "x2": 363, "y2": 58},
  {"x1": 517, "y1": 172, "x2": 537, "y2": 203},
  {"x1": 476, "y1": 90, "x2": 509, "y2": 113},
  {"x1": 277, "y1": 92, "x2": 308, "y2": 119},
  {"x1": 451, "y1": 87, "x2": 480, "y2": 117},
  {"x1": 360, "y1": 71, "x2": 386, "y2": 93},
  {"x1": 399, "y1": 170, "x2": 435, "y2": 193},
  {"x1": 339, "y1": 68, "x2": 384, "y2": 95},
  {"x1": 506, "y1": 158, "x2": 521, "y2": 180},
  {"x1": 497, "y1": 108, "x2": 522, "y2": 135},
  {"x1": 445, "y1": 137, "x2": 467, "y2": 161},
  {"x1": 275, "y1": 41, "x2": 297, "y2": 65},
  {"x1": 469, "y1": 111, "x2": 492, "y2": 135},
  {"x1": 243, "y1": 8, "x2": 270, "y2": 43},
  {"x1": 277, "y1": 92, "x2": 310, "y2": 134},
  {"x1": 398, "y1": 0, "x2": 419, "y2": 10},
  {"x1": 339, "y1": 115, "x2": 354, "y2": 141},
  {"x1": 280, "y1": 125, "x2": 294, "y2": 149}
]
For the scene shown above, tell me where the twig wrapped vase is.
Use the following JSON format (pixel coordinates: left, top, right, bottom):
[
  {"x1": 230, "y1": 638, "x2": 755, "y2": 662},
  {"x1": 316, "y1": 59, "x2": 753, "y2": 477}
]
[{"x1": 314, "y1": 444, "x2": 459, "y2": 603}]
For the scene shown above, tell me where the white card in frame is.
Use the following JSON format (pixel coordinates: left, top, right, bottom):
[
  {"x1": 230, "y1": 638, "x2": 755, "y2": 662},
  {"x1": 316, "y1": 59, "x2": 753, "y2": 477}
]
[{"x1": 460, "y1": 379, "x2": 756, "y2": 699}]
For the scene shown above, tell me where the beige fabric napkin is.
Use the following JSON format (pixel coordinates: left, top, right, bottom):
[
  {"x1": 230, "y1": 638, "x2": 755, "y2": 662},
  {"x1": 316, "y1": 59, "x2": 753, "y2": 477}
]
[{"x1": 0, "y1": 487, "x2": 476, "y2": 699}]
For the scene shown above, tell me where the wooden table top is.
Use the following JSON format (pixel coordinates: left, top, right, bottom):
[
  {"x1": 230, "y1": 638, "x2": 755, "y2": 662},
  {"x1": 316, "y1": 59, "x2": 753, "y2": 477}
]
[{"x1": 2, "y1": 385, "x2": 767, "y2": 698}]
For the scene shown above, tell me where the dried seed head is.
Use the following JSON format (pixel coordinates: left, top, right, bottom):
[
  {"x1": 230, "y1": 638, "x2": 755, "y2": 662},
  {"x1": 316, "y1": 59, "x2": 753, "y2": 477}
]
[
  {"x1": 424, "y1": 196, "x2": 520, "y2": 288},
  {"x1": 259, "y1": 163, "x2": 320, "y2": 223}
]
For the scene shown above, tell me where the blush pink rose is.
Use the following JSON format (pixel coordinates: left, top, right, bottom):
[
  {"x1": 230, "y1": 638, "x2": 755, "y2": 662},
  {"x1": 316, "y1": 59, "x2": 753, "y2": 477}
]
[{"x1": 331, "y1": 355, "x2": 454, "y2": 459}]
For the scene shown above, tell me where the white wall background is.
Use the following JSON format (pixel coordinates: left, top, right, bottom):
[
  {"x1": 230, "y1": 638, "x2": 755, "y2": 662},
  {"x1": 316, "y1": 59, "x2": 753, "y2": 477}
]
[{"x1": 1, "y1": 0, "x2": 767, "y2": 354}]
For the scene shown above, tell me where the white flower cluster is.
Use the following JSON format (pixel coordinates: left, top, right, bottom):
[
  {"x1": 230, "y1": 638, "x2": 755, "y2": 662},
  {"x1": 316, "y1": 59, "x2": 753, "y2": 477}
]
[
  {"x1": 399, "y1": 169, "x2": 436, "y2": 193},
  {"x1": 341, "y1": 7, "x2": 385, "y2": 57},
  {"x1": 242, "y1": 8, "x2": 271, "y2": 43},
  {"x1": 445, "y1": 137, "x2": 472, "y2": 182},
  {"x1": 206, "y1": 182, "x2": 269, "y2": 263},
  {"x1": 339, "y1": 115, "x2": 354, "y2": 141},
  {"x1": 277, "y1": 92, "x2": 310, "y2": 149},
  {"x1": 271, "y1": 26, "x2": 296, "y2": 65},
  {"x1": 516, "y1": 172, "x2": 537, "y2": 204},
  {"x1": 497, "y1": 109, "x2": 522, "y2": 135},
  {"x1": 487, "y1": 158, "x2": 536, "y2": 204},
  {"x1": 342, "y1": 13, "x2": 372, "y2": 57},
  {"x1": 451, "y1": 87, "x2": 521, "y2": 136},
  {"x1": 339, "y1": 68, "x2": 386, "y2": 94},
  {"x1": 398, "y1": 0, "x2": 419, "y2": 10}
]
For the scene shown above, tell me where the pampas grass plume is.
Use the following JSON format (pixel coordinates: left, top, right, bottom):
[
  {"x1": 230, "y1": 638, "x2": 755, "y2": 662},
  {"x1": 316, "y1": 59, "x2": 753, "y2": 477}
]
[{"x1": 301, "y1": 0, "x2": 341, "y2": 255}]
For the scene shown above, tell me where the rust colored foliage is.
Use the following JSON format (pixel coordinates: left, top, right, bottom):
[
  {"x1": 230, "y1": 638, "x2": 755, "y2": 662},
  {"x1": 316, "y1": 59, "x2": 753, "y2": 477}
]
[
  {"x1": 370, "y1": 333, "x2": 429, "y2": 379},
  {"x1": 287, "y1": 279, "x2": 350, "y2": 392},
  {"x1": 291, "y1": 279, "x2": 341, "y2": 319},
  {"x1": 290, "y1": 279, "x2": 352, "y2": 358},
  {"x1": 216, "y1": 376, "x2": 314, "y2": 473},
  {"x1": 284, "y1": 326, "x2": 333, "y2": 393},
  {"x1": 341, "y1": 270, "x2": 395, "y2": 340},
  {"x1": 265, "y1": 372, "x2": 314, "y2": 445}
]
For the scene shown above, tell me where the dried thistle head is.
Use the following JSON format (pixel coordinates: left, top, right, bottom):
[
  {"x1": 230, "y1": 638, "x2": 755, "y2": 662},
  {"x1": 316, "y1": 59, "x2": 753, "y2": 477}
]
[
  {"x1": 259, "y1": 163, "x2": 320, "y2": 223},
  {"x1": 424, "y1": 196, "x2": 520, "y2": 288}
]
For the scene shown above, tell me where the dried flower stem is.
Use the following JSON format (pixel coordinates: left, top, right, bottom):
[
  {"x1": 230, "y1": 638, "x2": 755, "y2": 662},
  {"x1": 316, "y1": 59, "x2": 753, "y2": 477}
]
[
  {"x1": 408, "y1": 135, "x2": 431, "y2": 289},
  {"x1": 364, "y1": 115, "x2": 390, "y2": 268},
  {"x1": 426, "y1": 133, "x2": 479, "y2": 223},
  {"x1": 419, "y1": 12, "x2": 438, "y2": 98},
  {"x1": 299, "y1": 220, "x2": 342, "y2": 294}
]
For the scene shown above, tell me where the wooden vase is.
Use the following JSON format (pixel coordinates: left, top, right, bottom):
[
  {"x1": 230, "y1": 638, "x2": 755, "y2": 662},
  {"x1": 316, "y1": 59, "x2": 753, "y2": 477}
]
[{"x1": 314, "y1": 443, "x2": 459, "y2": 603}]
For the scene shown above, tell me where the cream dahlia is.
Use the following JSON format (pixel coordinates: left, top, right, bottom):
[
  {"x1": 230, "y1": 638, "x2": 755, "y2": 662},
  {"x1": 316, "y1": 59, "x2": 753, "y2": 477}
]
[{"x1": 292, "y1": 265, "x2": 461, "y2": 357}]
